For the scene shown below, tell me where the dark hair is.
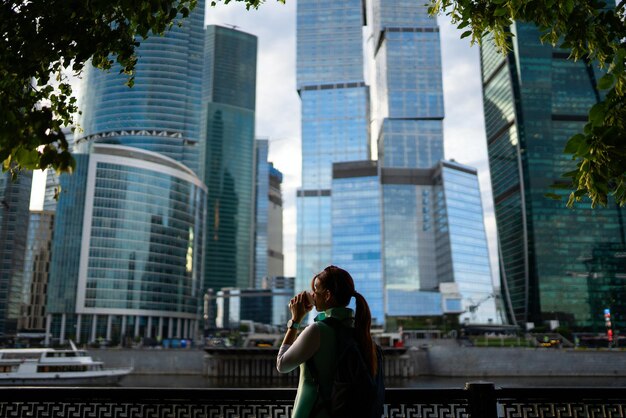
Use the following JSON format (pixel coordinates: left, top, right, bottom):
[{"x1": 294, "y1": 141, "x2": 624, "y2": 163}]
[{"x1": 312, "y1": 265, "x2": 377, "y2": 376}]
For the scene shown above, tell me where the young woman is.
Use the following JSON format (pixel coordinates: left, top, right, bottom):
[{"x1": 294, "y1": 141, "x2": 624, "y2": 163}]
[{"x1": 276, "y1": 265, "x2": 380, "y2": 418}]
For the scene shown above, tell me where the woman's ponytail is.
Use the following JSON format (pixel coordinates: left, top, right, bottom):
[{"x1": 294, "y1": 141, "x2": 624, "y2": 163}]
[{"x1": 354, "y1": 291, "x2": 377, "y2": 377}]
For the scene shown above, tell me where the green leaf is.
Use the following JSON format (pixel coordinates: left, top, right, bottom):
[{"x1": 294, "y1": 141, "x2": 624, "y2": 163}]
[
  {"x1": 457, "y1": 20, "x2": 470, "y2": 30},
  {"x1": 597, "y1": 73, "x2": 615, "y2": 90},
  {"x1": 460, "y1": 30, "x2": 472, "y2": 39},
  {"x1": 494, "y1": 7, "x2": 508, "y2": 16},
  {"x1": 588, "y1": 103, "x2": 606, "y2": 127},
  {"x1": 565, "y1": 0, "x2": 574, "y2": 14},
  {"x1": 564, "y1": 134, "x2": 585, "y2": 154},
  {"x1": 14, "y1": 147, "x2": 40, "y2": 169}
]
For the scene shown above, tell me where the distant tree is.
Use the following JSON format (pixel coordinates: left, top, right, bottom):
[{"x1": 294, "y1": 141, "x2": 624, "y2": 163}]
[
  {"x1": 429, "y1": 0, "x2": 626, "y2": 207},
  {"x1": 0, "y1": 0, "x2": 280, "y2": 177}
]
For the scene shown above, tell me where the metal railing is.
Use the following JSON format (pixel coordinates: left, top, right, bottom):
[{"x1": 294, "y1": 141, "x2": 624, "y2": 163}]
[{"x1": 0, "y1": 382, "x2": 625, "y2": 417}]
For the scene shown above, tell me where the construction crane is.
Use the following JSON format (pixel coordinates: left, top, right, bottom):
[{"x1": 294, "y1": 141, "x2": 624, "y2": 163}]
[{"x1": 464, "y1": 294, "x2": 495, "y2": 322}]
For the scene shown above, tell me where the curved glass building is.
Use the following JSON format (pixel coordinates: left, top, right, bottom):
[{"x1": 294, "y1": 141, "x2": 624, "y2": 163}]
[
  {"x1": 481, "y1": 15, "x2": 626, "y2": 330},
  {"x1": 77, "y1": 0, "x2": 206, "y2": 174},
  {"x1": 47, "y1": 144, "x2": 206, "y2": 344}
]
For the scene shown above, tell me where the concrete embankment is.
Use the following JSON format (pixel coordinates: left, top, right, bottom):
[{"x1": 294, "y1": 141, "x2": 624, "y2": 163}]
[
  {"x1": 93, "y1": 349, "x2": 205, "y2": 375},
  {"x1": 414, "y1": 343, "x2": 626, "y2": 377},
  {"x1": 92, "y1": 344, "x2": 626, "y2": 377}
]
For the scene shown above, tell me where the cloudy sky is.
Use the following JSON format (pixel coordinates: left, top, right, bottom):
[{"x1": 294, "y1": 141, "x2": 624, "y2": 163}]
[
  {"x1": 31, "y1": 0, "x2": 499, "y2": 286},
  {"x1": 203, "y1": 1, "x2": 499, "y2": 284}
]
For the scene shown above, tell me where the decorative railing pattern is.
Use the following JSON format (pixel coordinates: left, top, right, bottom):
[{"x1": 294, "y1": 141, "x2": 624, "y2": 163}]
[
  {"x1": 0, "y1": 383, "x2": 625, "y2": 417},
  {"x1": 497, "y1": 387, "x2": 626, "y2": 418}
]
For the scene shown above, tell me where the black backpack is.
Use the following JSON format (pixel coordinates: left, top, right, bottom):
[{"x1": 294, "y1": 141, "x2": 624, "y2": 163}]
[{"x1": 306, "y1": 317, "x2": 385, "y2": 418}]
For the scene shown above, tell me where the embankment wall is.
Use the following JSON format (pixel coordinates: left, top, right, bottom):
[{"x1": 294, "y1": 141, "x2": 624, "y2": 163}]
[
  {"x1": 416, "y1": 345, "x2": 626, "y2": 377},
  {"x1": 93, "y1": 349, "x2": 205, "y2": 375},
  {"x1": 93, "y1": 345, "x2": 626, "y2": 377}
]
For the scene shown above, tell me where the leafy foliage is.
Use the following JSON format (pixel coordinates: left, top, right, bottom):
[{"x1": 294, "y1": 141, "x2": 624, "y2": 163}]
[
  {"x1": 428, "y1": 0, "x2": 626, "y2": 207},
  {"x1": 0, "y1": 0, "x2": 281, "y2": 177}
]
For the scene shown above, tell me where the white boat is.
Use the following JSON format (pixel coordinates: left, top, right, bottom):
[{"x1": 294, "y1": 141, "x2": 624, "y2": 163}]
[{"x1": 0, "y1": 341, "x2": 132, "y2": 385}]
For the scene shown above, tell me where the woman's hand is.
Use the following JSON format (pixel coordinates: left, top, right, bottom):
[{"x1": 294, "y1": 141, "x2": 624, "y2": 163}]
[{"x1": 289, "y1": 291, "x2": 314, "y2": 323}]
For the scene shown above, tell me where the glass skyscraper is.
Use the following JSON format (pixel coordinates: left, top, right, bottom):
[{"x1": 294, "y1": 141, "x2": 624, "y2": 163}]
[
  {"x1": 20, "y1": 210, "x2": 55, "y2": 331},
  {"x1": 46, "y1": 3, "x2": 215, "y2": 344},
  {"x1": 202, "y1": 25, "x2": 257, "y2": 290},
  {"x1": 0, "y1": 170, "x2": 32, "y2": 335},
  {"x1": 45, "y1": 7, "x2": 264, "y2": 344},
  {"x1": 297, "y1": 0, "x2": 498, "y2": 327},
  {"x1": 331, "y1": 161, "x2": 384, "y2": 323},
  {"x1": 77, "y1": 0, "x2": 206, "y2": 174},
  {"x1": 481, "y1": 16, "x2": 626, "y2": 330},
  {"x1": 296, "y1": 0, "x2": 371, "y2": 291},
  {"x1": 254, "y1": 139, "x2": 284, "y2": 288},
  {"x1": 47, "y1": 145, "x2": 206, "y2": 344},
  {"x1": 372, "y1": 1, "x2": 444, "y2": 170}
]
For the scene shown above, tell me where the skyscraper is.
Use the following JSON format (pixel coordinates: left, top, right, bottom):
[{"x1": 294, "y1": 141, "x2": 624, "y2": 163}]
[
  {"x1": 45, "y1": 3, "x2": 210, "y2": 344},
  {"x1": 480, "y1": 17, "x2": 626, "y2": 330},
  {"x1": 77, "y1": 0, "x2": 206, "y2": 173},
  {"x1": 19, "y1": 210, "x2": 54, "y2": 331},
  {"x1": 0, "y1": 170, "x2": 32, "y2": 335},
  {"x1": 296, "y1": 0, "x2": 371, "y2": 291},
  {"x1": 202, "y1": 25, "x2": 257, "y2": 290},
  {"x1": 47, "y1": 145, "x2": 206, "y2": 344},
  {"x1": 297, "y1": 0, "x2": 498, "y2": 327},
  {"x1": 254, "y1": 139, "x2": 284, "y2": 288}
]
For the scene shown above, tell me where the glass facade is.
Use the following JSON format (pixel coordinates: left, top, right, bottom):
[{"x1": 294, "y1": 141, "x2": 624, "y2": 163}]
[
  {"x1": 296, "y1": 0, "x2": 365, "y2": 88},
  {"x1": 297, "y1": 0, "x2": 498, "y2": 327},
  {"x1": 254, "y1": 139, "x2": 284, "y2": 288},
  {"x1": 254, "y1": 139, "x2": 270, "y2": 289},
  {"x1": 329, "y1": 161, "x2": 496, "y2": 326},
  {"x1": 47, "y1": 155, "x2": 89, "y2": 315},
  {"x1": 438, "y1": 163, "x2": 498, "y2": 323},
  {"x1": 202, "y1": 26, "x2": 257, "y2": 291},
  {"x1": 267, "y1": 166, "x2": 285, "y2": 279},
  {"x1": 481, "y1": 16, "x2": 626, "y2": 329},
  {"x1": 296, "y1": 0, "x2": 370, "y2": 292},
  {"x1": 0, "y1": 170, "x2": 32, "y2": 335},
  {"x1": 20, "y1": 211, "x2": 55, "y2": 330},
  {"x1": 77, "y1": 0, "x2": 206, "y2": 174},
  {"x1": 332, "y1": 162, "x2": 383, "y2": 325},
  {"x1": 215, "y1": 283, "x2": 292, "y2": 328},
  {"x1": 386, "y1": 290, "x2": 442, "y2": 317},
  {"x1": 382, "y1": 180, "x2": 437, "y2": 294},
  {"x1": 47, "y1": 145, "x2": 206, "y2": 344},
  {"x1": 372, "y1": 0, "x2": 444, "y2": 170},
  {"x1": 378, "y1": 163, "x2": 497, "y2": 323}
]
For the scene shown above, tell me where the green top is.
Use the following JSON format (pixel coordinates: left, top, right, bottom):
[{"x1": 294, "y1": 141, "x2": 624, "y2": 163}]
[{"x1": 291, "y1": 307, "x2": 354, "y2": 418}]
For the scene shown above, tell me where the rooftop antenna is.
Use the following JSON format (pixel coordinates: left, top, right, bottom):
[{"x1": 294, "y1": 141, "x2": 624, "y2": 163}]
[{"x1": 224, "y1": 23, "x2": 239, "y2": 30}]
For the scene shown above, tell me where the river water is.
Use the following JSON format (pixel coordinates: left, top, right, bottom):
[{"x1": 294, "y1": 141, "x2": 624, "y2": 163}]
[{"x1": 119, "y1": 375, "x2": 626, "y2": 388}]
